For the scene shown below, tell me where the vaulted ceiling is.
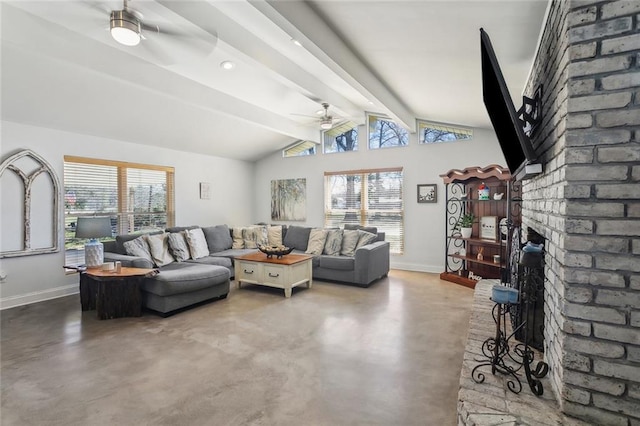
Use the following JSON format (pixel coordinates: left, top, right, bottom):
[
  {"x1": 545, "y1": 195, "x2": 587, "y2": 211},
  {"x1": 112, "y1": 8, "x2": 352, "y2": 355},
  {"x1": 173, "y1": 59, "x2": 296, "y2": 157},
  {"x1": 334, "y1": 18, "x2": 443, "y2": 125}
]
[{"x1": 1, "y1": 1, "x2": 549, "y2": 161}]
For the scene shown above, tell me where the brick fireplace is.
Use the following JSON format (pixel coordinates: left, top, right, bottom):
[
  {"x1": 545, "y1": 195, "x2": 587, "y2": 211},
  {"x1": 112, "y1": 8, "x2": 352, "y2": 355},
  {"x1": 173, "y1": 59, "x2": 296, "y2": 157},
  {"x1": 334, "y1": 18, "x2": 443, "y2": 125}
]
[{"x1": 521, "y1": 0, "x2": 639, "y2": 423}]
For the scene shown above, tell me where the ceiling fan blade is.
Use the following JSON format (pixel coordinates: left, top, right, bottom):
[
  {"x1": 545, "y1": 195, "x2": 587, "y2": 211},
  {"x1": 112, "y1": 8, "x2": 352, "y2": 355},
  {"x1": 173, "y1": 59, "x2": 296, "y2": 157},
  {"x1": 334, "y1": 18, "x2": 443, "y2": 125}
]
[
  {"x1": 139, "y1": 21, "x2": 217, "y2": 64},
  {"x1": 290, "y1": 113, "x2": 319, "y2": 118}
]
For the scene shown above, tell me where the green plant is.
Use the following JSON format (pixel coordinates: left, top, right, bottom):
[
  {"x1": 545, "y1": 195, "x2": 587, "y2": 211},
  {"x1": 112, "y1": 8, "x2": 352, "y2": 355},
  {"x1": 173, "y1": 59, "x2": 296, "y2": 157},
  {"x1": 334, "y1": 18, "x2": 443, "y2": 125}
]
[{"x1": 455, "y1": 213, "x2": 475, "y2": 230}]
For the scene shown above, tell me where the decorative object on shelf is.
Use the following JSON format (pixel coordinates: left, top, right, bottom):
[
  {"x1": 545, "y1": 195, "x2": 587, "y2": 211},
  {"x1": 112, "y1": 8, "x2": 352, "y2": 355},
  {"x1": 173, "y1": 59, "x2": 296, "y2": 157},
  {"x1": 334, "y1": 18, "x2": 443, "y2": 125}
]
[
  {"x1": 480, "y1": 216, "x2": 498, "y2": 240},
  {"x1": 468, "y1": 271, "x2": 483, "y2": 281},
  {"x1": 75, "y1": 216, "x2": 113, "y2": 268},
  {"x1": 199, "y1": 182, "x2": 211, "y2": 200},
  {"x1": 493, "y1": 254, "x2": 501, "y2": 264},
  {"x1": 478, "y1": 182, "x2": 490, "y2": 200},
  {"x1": 493, "y1": 192, "x2": 504, "y2": 200},
  {"x1": 477, "y1": 247, "x2": 484, "y2": 261},
  {"x1": 456, "y1": 213, "x2": 475, "y2": 238},
  {"x1": 417, "y1": 184, "x2": 437, "y2": 203},
  {"x1": 258, "y1": 245, "x2": 294, "y2": 259}
]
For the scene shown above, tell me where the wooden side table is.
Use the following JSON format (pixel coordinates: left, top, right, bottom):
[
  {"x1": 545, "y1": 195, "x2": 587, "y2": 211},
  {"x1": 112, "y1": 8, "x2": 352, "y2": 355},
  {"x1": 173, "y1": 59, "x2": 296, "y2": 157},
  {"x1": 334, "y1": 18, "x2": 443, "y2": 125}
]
[{"x1": 79, "y1": 267, "x2": 157, "y2": 320}]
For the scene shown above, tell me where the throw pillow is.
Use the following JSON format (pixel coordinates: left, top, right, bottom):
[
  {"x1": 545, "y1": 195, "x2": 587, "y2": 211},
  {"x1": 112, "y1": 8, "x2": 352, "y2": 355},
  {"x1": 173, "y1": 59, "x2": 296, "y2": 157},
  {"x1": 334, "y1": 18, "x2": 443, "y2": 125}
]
[
  {"x1": 340, "y1": 229, "x2": 360, "y2": 256},
  {"x1": 185, "y1": 228, "x2": 209, "y2": 259},
  {"x1": 355, "y1": 230, "x2": 378, "y2": 249},
  {"x1": 243, "y1": 226, "x2": 268, "y2": 249},
  {"x1": 323, "y1": 229, "x2": 343, "y2": 256},
  {"x1": 267, "y1": 225, "x2": 283, "y2": 246},
  {"x1": 168, "y1": 231, "x2": 191, "y2": 262},
  {"x1": 305, "y1": 228, "x2": 328, "y2": 255},
  {"x1": 145, "y1": 233, "x2": 175, "y2": 267},
  {"x1": 202, "y1": 225, "x2": 233, "y2": 253},
  {"x1": 123, "y1": 236, "x2": 153, "y2": 263},
  {"x1": 232, "y1": 227, "x2": 245, "y2": 249},
  {"x1": 283, "y1": 225, "x2": 312, "y2": 251}
]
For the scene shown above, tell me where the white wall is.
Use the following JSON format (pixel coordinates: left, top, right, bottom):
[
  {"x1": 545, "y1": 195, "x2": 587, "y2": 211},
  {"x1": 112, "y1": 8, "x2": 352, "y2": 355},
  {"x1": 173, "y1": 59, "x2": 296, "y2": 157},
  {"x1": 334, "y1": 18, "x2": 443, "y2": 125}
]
[
  {"x1": 0, "y1": 121, "x2": 254, "y2": 308},
  {"x1": 253, "y1": 126, "x2": 506, "y2": 272}
]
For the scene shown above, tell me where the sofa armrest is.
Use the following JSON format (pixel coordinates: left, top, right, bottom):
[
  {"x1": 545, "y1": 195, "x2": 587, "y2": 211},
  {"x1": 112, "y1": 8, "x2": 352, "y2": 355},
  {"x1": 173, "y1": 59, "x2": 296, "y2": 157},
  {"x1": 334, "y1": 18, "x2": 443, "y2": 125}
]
[
  {"x1": 103, "y1": 252, "x2": 155, "y2": 269},
  {"x1": 354, "y1": 241, "x2": 390, "y2": 285}
]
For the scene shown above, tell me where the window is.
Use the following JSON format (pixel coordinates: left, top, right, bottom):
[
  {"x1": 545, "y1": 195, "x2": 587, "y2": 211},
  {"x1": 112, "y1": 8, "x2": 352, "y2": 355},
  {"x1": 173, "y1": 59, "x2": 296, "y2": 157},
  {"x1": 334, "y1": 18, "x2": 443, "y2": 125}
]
[
  {"x1": 64, "y1": 156, "x2": 175, "y2": 266},
  {"x1": 323, "y1": 121, "x2": 358, "y2": 153},
  {"x1": 418, "y1": 120, "x2": 472, "y2": 144},
  {"x1": 283, "y1": 140, "x2": 316, "y2": 157},
  {"x1": 324, "y1": 168, "x2": 404, "y2": 254},
  {"x1": 368, "y1": 114, "x2": 409, "y2": 149}
]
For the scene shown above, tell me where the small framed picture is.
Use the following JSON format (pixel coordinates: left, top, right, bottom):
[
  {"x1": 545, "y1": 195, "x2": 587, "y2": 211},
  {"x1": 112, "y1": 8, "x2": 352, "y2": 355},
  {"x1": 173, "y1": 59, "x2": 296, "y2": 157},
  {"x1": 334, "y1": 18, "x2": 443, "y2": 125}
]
[
  {"x1": 199, "y1": 182, "x2": 211, "y2": 200},
  {"x1": 417, "y1": 184, "x2": 437, "y2": 203},
  {"x1": 480, "y1": 216, "x2": 498, "y2": 240}
]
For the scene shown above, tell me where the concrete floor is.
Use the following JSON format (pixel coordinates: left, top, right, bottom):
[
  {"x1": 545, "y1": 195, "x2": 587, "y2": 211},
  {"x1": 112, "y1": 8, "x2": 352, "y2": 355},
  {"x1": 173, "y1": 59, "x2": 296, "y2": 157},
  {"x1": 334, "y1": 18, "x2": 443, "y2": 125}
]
[{"x1": 1, "y1": 270, "x2": 473, "y2": 426}]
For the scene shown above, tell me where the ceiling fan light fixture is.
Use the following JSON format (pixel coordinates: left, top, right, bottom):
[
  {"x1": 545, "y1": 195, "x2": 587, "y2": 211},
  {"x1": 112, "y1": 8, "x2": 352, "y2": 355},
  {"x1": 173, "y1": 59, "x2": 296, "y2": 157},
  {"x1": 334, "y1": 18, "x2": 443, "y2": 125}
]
[
  {"x1": 320, "y1": 118, "x2": 333, "y2": 130},
  {"x1": 110, "y1": 10, "x2": 141, "y2": 46}
]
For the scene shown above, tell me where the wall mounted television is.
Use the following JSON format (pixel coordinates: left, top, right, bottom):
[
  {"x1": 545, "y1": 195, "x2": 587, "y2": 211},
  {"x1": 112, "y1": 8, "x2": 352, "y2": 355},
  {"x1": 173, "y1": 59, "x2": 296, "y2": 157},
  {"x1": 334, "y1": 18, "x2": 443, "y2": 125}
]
[{"x1": 480, "y1": 28, "x2": 541, "y2": 180}]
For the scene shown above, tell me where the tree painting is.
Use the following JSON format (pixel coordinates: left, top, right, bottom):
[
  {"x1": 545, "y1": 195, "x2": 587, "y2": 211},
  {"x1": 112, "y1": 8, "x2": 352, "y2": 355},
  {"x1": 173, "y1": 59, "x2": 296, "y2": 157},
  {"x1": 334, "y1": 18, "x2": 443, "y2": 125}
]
[{"x1": 271, "y1": 178, "x2": 306, "y2": 221}]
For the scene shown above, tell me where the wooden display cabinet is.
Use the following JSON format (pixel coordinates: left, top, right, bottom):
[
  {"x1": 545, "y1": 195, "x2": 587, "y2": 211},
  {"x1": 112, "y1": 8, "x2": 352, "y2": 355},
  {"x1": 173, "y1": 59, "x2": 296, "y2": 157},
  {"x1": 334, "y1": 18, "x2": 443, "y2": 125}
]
[{"x1": 439, "y1": 165, "x2": 521, "y2": 288}]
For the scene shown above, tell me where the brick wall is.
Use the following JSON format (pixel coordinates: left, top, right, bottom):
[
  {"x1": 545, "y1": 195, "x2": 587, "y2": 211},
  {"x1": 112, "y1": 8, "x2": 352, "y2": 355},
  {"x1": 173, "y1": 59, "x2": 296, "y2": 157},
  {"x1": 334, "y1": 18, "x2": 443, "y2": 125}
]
[{"x1": 522, "y1": 0, "x2": 639, "y2": 424}]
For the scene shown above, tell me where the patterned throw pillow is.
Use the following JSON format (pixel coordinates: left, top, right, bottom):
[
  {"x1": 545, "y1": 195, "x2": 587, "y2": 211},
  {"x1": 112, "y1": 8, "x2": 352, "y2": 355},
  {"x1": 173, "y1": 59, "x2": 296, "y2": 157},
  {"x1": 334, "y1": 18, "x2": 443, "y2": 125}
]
[
  {"x1": 232, "y1": 227, "x2": 245, "y2": 249},
  {"x1": 305, "y1": 228, "x2": 328, "y2": 255},
  {"x1": 323, "y1": 229, "x2": 343, "y2": 256},
  {"x1": 168, "y1": 231, "x2": 191, "y2": 262},
  {"x1": 340, "y1": 229, "x2": 360, "y2": 256},
  {"x1": 355, "y1": 230, "x2": 378, "y2": 249},
  {"x1": 123, "y1": 236, "x2": 153, "y2": 263},
  {"x1": 267, "y1": 225, "x2": 283, "y2": 246},
  {"x1": 146, "y1": 233, "x2": 175, "y2": 267},
  {"x1": 185, "y1": 228, "x2": 209, "y2": 259},
  {"x1": 242, "y1": 226, "x2": 268, "y2": 249}
]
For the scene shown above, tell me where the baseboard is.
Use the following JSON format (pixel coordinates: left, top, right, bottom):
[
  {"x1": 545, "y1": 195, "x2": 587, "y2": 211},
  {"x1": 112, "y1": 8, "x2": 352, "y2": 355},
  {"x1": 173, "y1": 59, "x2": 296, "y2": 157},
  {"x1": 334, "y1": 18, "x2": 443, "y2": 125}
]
[
  {"x1": 390, "y1": 262, "x2": 442, "y2": 273},
  {"x1": 0, "y1": 284, "x2": 78, "y2": 310}
]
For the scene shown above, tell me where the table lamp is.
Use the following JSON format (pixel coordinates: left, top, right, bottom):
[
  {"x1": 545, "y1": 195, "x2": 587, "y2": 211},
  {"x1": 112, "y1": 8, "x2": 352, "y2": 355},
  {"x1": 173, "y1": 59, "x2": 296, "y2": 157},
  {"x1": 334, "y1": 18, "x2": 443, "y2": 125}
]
[{"x1": 75, "y1": 217, "x2": 113, "y2": 268}]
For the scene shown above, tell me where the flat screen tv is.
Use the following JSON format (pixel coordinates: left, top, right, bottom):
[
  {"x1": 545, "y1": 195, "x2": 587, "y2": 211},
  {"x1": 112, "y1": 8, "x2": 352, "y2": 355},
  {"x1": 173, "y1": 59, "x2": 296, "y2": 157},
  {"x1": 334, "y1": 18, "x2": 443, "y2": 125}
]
[{"x1": 480, "y1": 28, "x2": 538, "y2": 178}]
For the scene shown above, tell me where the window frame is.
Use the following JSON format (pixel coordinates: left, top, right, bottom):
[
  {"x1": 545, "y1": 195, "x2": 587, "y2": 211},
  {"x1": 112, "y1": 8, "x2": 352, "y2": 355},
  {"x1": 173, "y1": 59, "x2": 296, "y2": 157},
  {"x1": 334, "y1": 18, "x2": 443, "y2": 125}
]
[
  {"x1": 324, "y1": 167, "x2": 404, "y2": 254},
  {"x1": 416, "y1": 119, "x2": 473, "y2": 144},
  {"x1": 282, "y1": 140, "x2": 317, "y2": 158},
  {"x1": 63, "y1": 156, "x2": 175, "y2": 266},
  {"x1": 367, "y1": 114, "x2": 409, "y2": 150},
  {"x1": 322, "y1": 121, "x2": 359, "y2": 154}
]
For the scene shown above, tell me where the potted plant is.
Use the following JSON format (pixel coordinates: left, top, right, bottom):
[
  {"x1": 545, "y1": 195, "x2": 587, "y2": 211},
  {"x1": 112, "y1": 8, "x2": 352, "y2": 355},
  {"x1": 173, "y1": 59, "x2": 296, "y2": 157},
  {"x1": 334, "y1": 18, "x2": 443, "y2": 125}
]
[{"x1": 455, "y1": 213, "x2": 475, "y2": 238}]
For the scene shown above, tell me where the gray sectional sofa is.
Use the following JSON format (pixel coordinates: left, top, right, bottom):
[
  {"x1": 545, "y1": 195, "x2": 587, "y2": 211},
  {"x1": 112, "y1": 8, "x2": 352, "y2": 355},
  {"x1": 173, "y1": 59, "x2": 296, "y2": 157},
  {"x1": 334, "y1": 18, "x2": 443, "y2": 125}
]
[{"x1": 103, "y1": 223, "x2": 390, "y2": 316}]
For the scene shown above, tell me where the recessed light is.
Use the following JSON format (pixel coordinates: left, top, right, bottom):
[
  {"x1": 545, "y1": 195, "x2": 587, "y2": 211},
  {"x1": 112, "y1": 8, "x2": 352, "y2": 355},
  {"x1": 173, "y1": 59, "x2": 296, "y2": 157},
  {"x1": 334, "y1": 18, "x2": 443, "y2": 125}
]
[
  {"x1": 291, "y1": 38, "x2": 302, "y2": 47},
  {"x1": 315, "y1": 109, "x2": 325, "y2": 115},
  {"x1": 220, "y1": 61, "x2": 235, "y2": 70},
  {"x1": 368, "y1": 101, "x2": 374, "y2": 105}
]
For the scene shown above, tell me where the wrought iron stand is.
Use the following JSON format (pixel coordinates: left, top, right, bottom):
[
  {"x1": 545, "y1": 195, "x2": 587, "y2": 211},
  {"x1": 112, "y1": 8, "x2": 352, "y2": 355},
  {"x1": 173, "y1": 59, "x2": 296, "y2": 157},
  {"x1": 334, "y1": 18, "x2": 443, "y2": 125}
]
[{"x1": 471, "y1": 251, "x2": 549, "y2": 395}]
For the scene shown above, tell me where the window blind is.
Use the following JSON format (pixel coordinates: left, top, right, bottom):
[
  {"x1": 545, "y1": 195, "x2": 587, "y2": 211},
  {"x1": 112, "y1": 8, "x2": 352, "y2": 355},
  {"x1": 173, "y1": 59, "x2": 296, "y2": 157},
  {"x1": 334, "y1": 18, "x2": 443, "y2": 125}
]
[
  {"x1": 63, "y1": 156, "x2": 175, "y2": 266},
  {"x1": 324, "y1": 167, "x2": 404, "y2": 254}
]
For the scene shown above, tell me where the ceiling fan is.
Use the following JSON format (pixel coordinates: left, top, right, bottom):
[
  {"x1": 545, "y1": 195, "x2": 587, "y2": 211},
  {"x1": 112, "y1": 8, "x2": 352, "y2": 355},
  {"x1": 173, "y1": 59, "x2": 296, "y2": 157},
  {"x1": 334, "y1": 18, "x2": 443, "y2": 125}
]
[
  {"x1": 58, "y1": 0, "x2": 219, "y2": 66},
  {"x1": 292, "y1": 102, "x2": 341, "y2": 130}
]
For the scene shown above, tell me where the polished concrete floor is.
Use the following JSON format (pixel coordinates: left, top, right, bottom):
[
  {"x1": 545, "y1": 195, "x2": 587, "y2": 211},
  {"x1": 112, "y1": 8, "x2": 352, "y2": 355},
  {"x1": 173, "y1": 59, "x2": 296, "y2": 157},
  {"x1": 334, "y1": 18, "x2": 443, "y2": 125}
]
[{"x1": 1, "y1": 270, "x2": 473, "y2": 426}]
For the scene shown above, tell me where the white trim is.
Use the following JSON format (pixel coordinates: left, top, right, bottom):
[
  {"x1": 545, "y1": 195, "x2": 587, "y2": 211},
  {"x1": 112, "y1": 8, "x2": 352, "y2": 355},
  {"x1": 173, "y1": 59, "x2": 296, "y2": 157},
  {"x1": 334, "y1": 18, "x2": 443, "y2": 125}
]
[
  {"x1": 390, "y1": 261, "x2": 441, "y2": 274},
  {"x1": 523, "y1": 0, "x2": 553, "y2": 96},
  {"x1": 0, "y1": 284, "x2": 78, "y2": 310}
]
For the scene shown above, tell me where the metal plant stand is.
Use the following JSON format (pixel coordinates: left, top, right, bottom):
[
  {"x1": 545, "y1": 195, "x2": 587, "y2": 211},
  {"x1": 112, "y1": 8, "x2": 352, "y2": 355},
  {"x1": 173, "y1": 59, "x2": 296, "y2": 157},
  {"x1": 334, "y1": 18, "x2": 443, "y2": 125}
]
[{"x1": 471, "y1": 251, "x2": 549, "y2": 395}]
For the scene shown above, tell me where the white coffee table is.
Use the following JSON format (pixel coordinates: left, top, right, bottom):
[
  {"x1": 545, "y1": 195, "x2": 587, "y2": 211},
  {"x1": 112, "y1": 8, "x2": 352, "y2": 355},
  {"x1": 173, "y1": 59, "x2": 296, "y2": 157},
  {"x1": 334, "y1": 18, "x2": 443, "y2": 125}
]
[{"x1": 235, "y1": 252, "x2": 313, "y2": 298}]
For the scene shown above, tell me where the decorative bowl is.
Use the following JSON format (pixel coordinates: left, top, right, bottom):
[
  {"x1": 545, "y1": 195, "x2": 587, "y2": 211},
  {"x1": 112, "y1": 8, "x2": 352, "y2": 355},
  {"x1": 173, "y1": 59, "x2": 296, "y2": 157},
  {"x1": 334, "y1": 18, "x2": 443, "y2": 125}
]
[{"x1": 258, "y1": 245, "x2": 293, "y2": 259}]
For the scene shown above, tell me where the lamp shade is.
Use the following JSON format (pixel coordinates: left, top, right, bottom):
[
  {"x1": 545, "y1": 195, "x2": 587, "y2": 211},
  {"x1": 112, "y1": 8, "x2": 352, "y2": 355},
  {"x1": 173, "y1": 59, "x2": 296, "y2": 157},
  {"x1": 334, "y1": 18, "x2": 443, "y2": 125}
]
[{"x1": 75, "y1": 217, "x2": 112, "y2": 240}]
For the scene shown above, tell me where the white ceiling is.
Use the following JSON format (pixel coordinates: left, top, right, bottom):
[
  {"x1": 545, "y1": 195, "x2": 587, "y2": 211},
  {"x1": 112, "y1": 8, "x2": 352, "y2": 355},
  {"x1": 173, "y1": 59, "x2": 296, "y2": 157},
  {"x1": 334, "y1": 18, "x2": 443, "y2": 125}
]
[{"x1": 1, "y1": 0, "x2": 549, "y2": 162}]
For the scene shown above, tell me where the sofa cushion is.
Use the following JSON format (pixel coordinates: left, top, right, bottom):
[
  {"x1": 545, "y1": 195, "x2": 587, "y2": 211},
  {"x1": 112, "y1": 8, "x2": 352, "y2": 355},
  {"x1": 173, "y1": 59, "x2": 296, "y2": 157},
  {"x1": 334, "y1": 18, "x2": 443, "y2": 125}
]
[
  {"x1": 202, "y1": 225, "x2": 233, "y2": 253},
  {"x1": 243, "y1": 226, "x2": 267, "y2": 249},
  {"x1": 168, "y1": 231, "x2": 191, "y2": 262},
  {"x1": 123, "y1": 236, "x2": 153, "y2": 263},
  {"x1": 344, "y1": 224, "x2": 378, "y2": 236},
  {"x1": 267, "y1": 225, "x2": 283, "y2": 246},
  {"x1": 165, "y1": 226, "x2": 199, "y2": 233},
  {"x1": 185, "y1": 256, "x2": 233, "y2": 269},
  {"x1": 319, "y1": 256, "x2": 355, "y2": 271},
  {"x1": 305, "y1": 228, "x2": 328, "y2": 255},
  {"x1": 211, "y1": 248, "x2": 259, "y2": 259},
  {"x1": 340, "y1": 229, "x2": 360, "y2": 256},
  {"x1": 232, "y1": 227, "x2": 245, "y2": 249},
  {"x1": 142, "y1": 263, "x2": 229, "y2": 297},
  {"x1": 355, "y1": 230, "x2": 378, "y2": 249},
  {"x1": 323, "y1": 229, "x2": 343, "y2": 256},
  {"x1": 283, "y1": 225, "x2": 311, "y2": 251},
  {"x1": 115, "y1": 231, "x2": 161, "y2": 255},
  {"x1": 146, "y1": 233, "x2": 175, "y2": 267},
  {"x1": 185, "y1": 228, "x2": 209, "y2": 259}
]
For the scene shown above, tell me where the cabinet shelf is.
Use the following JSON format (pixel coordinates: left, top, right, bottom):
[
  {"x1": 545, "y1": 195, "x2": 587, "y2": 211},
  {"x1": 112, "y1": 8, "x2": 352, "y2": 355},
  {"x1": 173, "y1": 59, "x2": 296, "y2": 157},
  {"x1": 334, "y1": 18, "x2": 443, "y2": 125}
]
[
  {"x1": 448, "y1": 236, "x2": 506, "y2": 247},
  {"x1": 448, "y1": 253, "x2": 504, "y2": 268}
]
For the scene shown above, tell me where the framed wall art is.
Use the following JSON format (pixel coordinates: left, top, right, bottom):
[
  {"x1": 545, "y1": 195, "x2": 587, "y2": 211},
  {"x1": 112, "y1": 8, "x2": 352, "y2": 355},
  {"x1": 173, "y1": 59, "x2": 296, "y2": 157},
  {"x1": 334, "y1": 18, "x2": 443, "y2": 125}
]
[
  {"x1": 417, "y1": 184, "x2": 437, "y2": 203},
  {"x1": 480, "y1": 216, "x2": 498, "y2": 240}
]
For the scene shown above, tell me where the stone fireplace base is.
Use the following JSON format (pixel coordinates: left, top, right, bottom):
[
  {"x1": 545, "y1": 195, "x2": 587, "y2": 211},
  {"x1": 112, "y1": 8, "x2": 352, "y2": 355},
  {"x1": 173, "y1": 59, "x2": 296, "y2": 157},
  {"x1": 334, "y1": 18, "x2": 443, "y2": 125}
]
[{"x1": 457, "y1": 279, "x2": 588, "y2": 425}]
